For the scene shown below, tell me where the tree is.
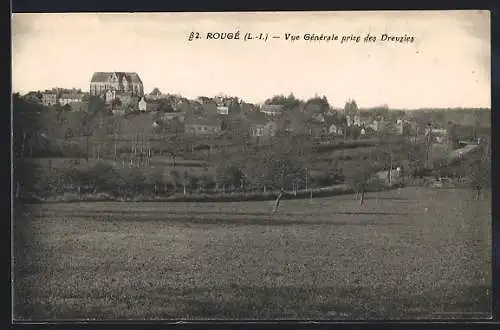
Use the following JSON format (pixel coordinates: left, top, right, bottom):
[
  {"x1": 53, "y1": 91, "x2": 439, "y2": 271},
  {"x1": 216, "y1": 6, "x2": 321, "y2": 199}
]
[
  {"x1": 88, "y1": 96, "x2": 107, "y2": 114},
  {"x1": 79, "y1": 112, "x2": 96, "y2": 162},
  {"x1": 31, "y1": 167, "x2": 61, "y2": 197},
  {"x1": 13, "y1": 93, "x2": 42, "y2": 160},
  {"x1": 346, "y1": 126, "x2": 361, "y2": 140},
  {"x1": 401, "y1": 141, "x2": 427, "y2": 179},
  {"x1": 254, "y1": 140, "x2": 307, "y2": 191},
  {"x1": 324, "y1": 159, "x2": 344, "y2": 185},
  {"x1": 199, "y1": 175, "x2": 216, "y2": 191},
  {"x1": 447, "y1": 121, "x2": 459, "y2": 149},
  {"x1": 432, "y1": 110, "x2": 446, "y2": 125},
  {"x1": 170, "y1": 170, "x2": 182, "y2": 191},
  {"x1": 284, "y1": 93, "x2": 302, "y2": 110},
  {"x1": 125, "y1": 169, "x2": 146, "y2": 196},
  {"x1": 304, "y1": 95, "x2": 331, "y2": 116},
  {"x1": 125, "y1": 103, "x2": 136, "y2": 114},
  {"x1": 111, "y1": 98, "x2": 122, "y2": 110},
  {"x1": 215, "y1": 161, "x2": 244, "y2": 191},
  {"x1": 264, "y1": 93, "x2": 302, "y2": 111},
  {"x1": 220, "y1": 118, "x2": 228, "y2": 131},
  {"x1": 157, "y1": 99, "x2": 175, "y2": 113},
  {"x1": 164, "y1": 136, "x2": 184, "y2": 167},
  {"x1": 150, "y1": 87, "x2": 162, "y2": 96},
  {"x1": 344, "y1": 99, "x2": 359, "y2": 116},
  {"x1": 88, "y1": 162, "x2": 123, "y2": 195},
  {"x1": 146, "y1": 169, "x2": 165, "y2": 195},
  {"x1": 264, "y1": 94, "x2": 287, "y2": 105},
  {"x1": 467, "y1": 155, "x2": 491, "y2": 200},
  {"x1": 187, "y1": 175, "x2": 200, "y2": 192},
  {"x1": 53, "y1": 103, "x2": 63, "y2": 112},
  {"x1": 265, "y1": 157, "x2": 306, "y2": 191},
  {"x1": 15, "y1": 161, "x2": 40, "y2": 199},
  {"x1": 344, "y1": 156, "x2": 379, "y2": 205},
  {"x1": 370, "y1": 105, "x2": 390, "y2": 119},
  {"x1": 402, "y1": 121, "x2": 412, "y2": 138},
  {"x1": 324, "y1": 110, "x2": 342, "y2": 128}
]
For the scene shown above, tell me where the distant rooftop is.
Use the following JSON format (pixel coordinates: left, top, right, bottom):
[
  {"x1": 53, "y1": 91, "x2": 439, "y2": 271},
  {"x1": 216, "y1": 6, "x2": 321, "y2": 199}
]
[{"x1": 91, "y1": 72, "x2": 143, "y2": 84}]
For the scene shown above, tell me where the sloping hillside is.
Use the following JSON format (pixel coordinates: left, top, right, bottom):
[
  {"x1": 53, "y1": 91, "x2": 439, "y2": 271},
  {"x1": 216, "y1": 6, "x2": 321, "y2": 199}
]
[{"x1": 117, "y1": 113, "x2": 161, "y2": 138}]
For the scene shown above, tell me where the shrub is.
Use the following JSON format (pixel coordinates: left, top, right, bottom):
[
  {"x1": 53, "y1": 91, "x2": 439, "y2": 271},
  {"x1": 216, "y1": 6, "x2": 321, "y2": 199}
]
[
  {"x1": 124, "y1": 169, "x2": 147, "y2": 196},
  {"x1": 146, "y1": 170, "x2": 166, "y2": 195},
  {"x1": 89, "y1": 161, "x2": 124, "y2": 196},
  {"x1": 187, "y1": 174, "x2": 199, "y2": 190},
  {"x1": 215, "y1": 161, "x2": 244, "y2": 189}
]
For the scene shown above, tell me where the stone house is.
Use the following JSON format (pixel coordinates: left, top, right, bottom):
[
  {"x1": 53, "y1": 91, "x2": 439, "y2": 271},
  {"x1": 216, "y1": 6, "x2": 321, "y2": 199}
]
[
  {"x1": 328, "y1": 123, "x2": 343, "y2": 135},
  {"x1": 138, "y1": 97, "x2": 161, "y2": 112},
  {"x1": 261, "y1": 104, "x2": 284, "y2": 116},
  {"x1": 427, "y1": 128, "x2": 449, "y2": 144},
  {"x1": 41, "y1": 92, "x2": 57, "y2": 106},
  {"x1": 367, "y1": 117, "x2": 386, "y2": 132},
  {"x1": 59, "y1": 93, "x2": 85, "y2": 106},
  {"x1": 217, "y1": 105, "x2": 229, "y2": 115},
  {"x1": 346, "y1": 114, "x2": 361, "y2": 127},
  {"x1": 248, "y1": 117, "x2": 278, "y2": 137},
  {"x1": 184, "y1": 117, "x2": 221, "y2": 136},
  {"x1": 138, "y1": 97, "x2": 147, "y2": 111}
]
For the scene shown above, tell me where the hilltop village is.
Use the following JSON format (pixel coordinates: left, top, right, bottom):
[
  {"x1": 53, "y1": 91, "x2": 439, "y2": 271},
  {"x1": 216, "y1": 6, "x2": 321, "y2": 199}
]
[{"x1": 14, "y1": 71, "x2": 491, "y2": 201}]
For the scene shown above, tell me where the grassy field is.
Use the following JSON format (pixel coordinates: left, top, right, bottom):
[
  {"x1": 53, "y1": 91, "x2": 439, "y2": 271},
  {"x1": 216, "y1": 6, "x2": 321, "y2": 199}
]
[{"x1": 14, "y1": 187, "x2": 491, "y2": 320}]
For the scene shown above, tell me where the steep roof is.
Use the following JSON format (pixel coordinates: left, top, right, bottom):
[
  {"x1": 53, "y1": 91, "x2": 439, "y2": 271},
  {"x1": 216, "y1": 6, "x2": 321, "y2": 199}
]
[
  {"x1": 60, "y1": 93, "x2": 85, "y2": 99},
  {"x1": 125, "y1": 72, "x2": 143, "y2": 84},
  {"x1": 91, "y1": 72, "x2": 110, "y2": 82},
  {"x1": 90, "y1": 72, "x2": 143, "y2": 84}
]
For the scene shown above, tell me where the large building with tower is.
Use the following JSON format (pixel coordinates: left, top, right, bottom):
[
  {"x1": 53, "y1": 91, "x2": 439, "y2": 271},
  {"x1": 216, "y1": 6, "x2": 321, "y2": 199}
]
[{"x1": 89, "y1": 72, "x2": 144, "y2": 100}]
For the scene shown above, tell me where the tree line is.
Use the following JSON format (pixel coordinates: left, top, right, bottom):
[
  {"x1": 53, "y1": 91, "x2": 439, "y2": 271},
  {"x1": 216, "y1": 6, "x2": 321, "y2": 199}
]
[{"x1": 14, "y1": 92, "x2": 491, "y2": 204}]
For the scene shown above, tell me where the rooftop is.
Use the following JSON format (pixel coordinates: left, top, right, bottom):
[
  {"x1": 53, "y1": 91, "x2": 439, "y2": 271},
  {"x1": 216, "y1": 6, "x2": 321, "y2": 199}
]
[
  {"x1": 261, "y1": 104, "x2": 284, "y2": 112},
  {"x1": 91, "y1": 72, "x2": 143, "y2": 84},
  {"x1": 60, "y1": 93, "x2": 85, "y2": 99}
]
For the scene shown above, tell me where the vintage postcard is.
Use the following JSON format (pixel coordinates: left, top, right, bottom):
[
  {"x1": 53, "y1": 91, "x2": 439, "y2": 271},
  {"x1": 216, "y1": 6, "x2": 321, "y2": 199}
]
[{"x1": 12, "y1": 10, "x2": 491, "y2": 320}]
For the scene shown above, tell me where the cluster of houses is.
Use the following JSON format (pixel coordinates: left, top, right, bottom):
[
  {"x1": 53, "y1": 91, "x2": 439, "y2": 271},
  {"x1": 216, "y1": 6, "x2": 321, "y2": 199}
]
[
  {"x1": 26, "y1": 88, "x2": 87, "y2": 107},
  {"x1": 175, "y1": 102, "x2": 416, "y2": 140},
  {"x1": 23, "y1": 71, "x2": 452, "y2": 141}
]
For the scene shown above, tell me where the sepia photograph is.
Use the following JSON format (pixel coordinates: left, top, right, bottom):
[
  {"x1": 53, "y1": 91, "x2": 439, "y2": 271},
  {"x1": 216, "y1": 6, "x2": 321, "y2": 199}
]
[{"x1": 12, "y1": 10, "x2": 491, "y2": 320}]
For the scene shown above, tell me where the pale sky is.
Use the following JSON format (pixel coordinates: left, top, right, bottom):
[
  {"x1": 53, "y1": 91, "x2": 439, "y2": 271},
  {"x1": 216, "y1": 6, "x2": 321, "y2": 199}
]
[{"x1": 12, "y1": 11, "x2": 490, "y2": 109}]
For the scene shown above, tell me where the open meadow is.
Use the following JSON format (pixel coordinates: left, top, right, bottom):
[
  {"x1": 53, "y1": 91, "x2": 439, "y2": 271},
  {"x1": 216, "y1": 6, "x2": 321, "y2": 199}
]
[{"x1": 14, "y1": 187, "x2": 491, "y2": 320}]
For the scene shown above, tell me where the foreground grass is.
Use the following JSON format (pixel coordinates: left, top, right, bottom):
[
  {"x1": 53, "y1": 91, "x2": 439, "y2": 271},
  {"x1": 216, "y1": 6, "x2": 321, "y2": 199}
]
[{"x1": 14, "y1": 187, "x2": 491, "y2": 320}]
